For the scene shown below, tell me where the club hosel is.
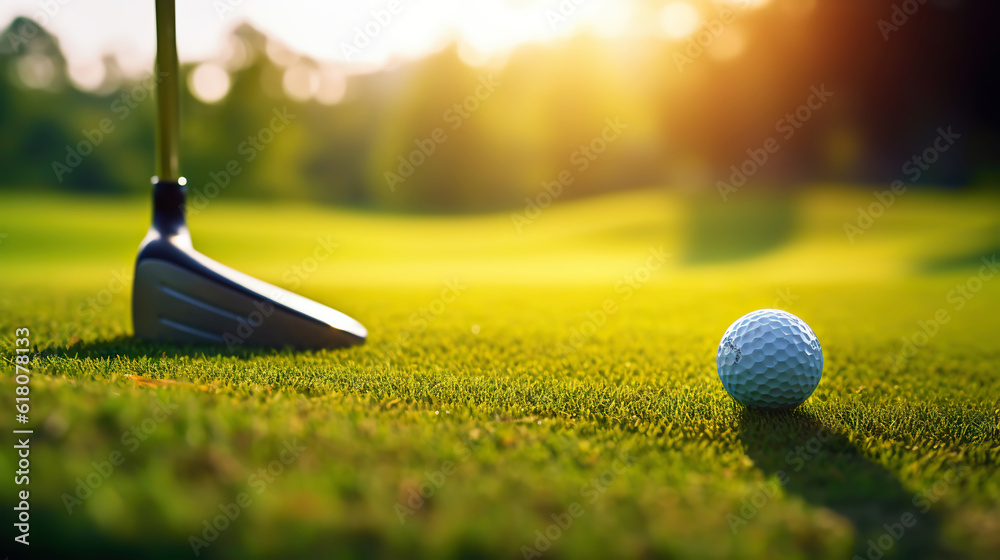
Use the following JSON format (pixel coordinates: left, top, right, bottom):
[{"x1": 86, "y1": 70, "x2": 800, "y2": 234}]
[{"x1": 152, "y1": 179, "x2": 188, "y2": 237}]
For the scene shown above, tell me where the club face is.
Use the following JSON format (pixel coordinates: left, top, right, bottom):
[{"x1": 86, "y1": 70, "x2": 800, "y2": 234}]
[{"x1": 133, "y1": 232, "x2": 367, "y2": 351}]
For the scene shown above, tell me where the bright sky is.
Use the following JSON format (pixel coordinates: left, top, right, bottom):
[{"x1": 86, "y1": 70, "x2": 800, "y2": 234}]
[{"x1": 0, "y1": 1, "x2": 774, "y2": 70}]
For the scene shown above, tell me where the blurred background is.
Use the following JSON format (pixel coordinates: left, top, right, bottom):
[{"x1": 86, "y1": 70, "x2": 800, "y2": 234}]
[{"x1": 0, "y1": 0, "x2": 997, "y2": 213}]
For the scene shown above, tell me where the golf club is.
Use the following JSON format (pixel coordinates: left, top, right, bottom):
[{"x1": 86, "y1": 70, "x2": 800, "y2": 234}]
[{"x1": 131, "y1": 0, "x2": 367, "y2": 350}]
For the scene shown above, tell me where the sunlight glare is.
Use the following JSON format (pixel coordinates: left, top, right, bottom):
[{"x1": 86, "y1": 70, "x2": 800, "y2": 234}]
[
  {"x1": 67, "y1": 59, "x2": 106, "y2": 91},
  {"x1": 283, "y1": 64, "x2": 320, "y2": 102},
  {"x1": 188, "y1": 63, "x2": 231, "y2": 104},
  {"x1": 709, "y1": 28, "x2": 747, "y2": 61},
  {"x1": 661, "y1": 2, "x2": 701, "y2": 40},
  {"x1": 315, "y1": 66, "x2": 347, "y2": 105},
  {"x1": 16, "y1": 55, "x2": 56, "y2": 89}
]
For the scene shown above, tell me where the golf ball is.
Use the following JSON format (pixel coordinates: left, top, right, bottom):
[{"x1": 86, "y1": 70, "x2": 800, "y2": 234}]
[{"x1": 716, "y1": 309, "x2": 823, "y2": 409}]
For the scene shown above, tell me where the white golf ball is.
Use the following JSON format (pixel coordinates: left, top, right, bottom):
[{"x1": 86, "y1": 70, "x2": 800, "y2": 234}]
[{"x1": 717, "y1": 309, "x2": 823, "y2": 409}]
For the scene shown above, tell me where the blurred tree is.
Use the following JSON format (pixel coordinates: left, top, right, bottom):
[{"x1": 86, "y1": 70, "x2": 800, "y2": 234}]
[{"x1": 1, "y1": 2, "x2": 998, "y2": 211}]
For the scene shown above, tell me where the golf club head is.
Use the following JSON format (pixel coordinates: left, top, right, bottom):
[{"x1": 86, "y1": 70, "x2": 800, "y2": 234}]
[{"x1": 132, "y1": 181, "x2": 367, "y2": 351}]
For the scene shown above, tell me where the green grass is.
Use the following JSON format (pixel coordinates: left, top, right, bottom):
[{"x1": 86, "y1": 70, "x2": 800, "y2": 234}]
[{"x1": 1, "y1": 187, "x2": 999, "y2": 559}]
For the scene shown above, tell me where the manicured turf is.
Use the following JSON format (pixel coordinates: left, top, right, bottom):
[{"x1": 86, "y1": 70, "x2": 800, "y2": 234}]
[{"x1": 1, "y1": 188, "x2": 998, "y2": 559}]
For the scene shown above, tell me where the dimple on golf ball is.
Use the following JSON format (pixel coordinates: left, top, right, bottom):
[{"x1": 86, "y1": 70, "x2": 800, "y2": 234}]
[{"x1": 716, "y1": 309, "x2": 823, "y2": 409}]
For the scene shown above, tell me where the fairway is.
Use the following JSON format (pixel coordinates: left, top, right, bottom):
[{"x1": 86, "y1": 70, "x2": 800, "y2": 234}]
[{"x1": 1, "y1": 188, "x2": 999, "y2": 559}]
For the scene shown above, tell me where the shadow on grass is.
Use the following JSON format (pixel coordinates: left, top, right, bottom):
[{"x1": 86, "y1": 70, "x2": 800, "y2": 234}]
[
  {"x1": 683, "y1": 193, "x2": 797, "y2": 264},
  {"x1": 919, "y1": 241, "x2": 999, "y2": 274},
  {"x1": 737, "y1": 408, "x2": 942, "y2": 559},
  {"x1": 45, "y1": 335, "x2": 310, "y2": 361}
]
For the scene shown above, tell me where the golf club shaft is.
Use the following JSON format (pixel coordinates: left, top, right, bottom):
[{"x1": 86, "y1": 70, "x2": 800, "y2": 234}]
[{"x1": 155, "y1": 0, "x2": 179, "y2": 182}]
